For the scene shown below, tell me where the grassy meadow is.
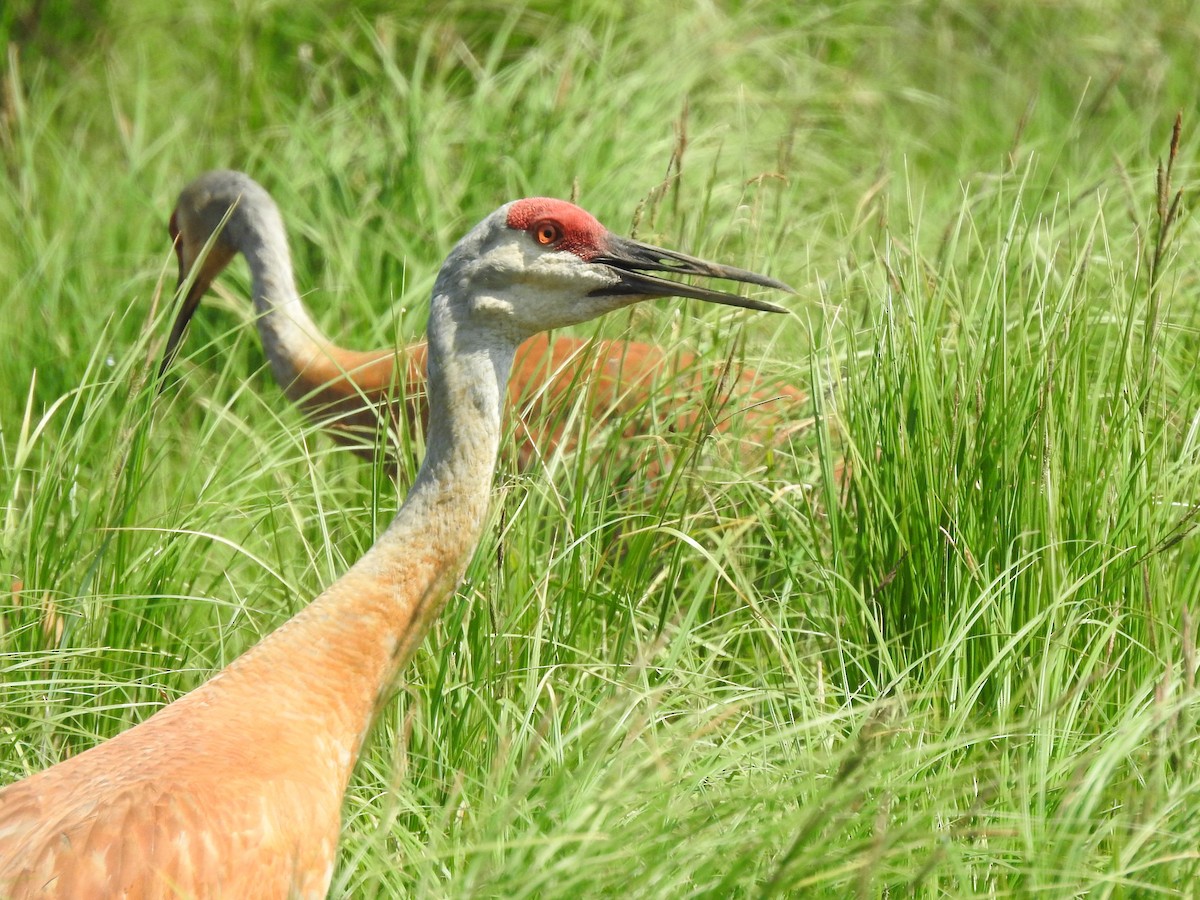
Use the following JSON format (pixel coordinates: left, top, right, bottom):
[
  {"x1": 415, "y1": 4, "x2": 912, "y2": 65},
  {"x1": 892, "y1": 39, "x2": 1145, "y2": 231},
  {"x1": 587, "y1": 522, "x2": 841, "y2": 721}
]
[{"x1": 4, "y1": 0, "x2": 1200, "y2": 894}]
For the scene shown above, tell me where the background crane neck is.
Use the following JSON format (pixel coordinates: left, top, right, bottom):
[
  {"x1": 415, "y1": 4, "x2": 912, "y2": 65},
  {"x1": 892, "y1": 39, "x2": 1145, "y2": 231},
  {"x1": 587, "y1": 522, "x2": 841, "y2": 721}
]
[{"x1": 238, "y1": 208, "x2": 332, "y2": 386}]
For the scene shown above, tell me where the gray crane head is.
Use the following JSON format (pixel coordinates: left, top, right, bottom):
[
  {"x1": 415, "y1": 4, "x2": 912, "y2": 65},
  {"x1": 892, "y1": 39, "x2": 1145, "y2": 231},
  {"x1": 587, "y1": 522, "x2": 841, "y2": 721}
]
[
  {"x1": 433, "y1": 197, "x2": 791, "y2": 342},
  {"x1": 160, "y1": 171, "x2": 281, "y2": 378}
]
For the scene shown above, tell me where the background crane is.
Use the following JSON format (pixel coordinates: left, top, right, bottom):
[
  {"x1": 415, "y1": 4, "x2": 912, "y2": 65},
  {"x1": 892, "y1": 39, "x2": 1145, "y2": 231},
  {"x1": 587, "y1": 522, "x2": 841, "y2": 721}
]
[
  {"x1": 159, "y1": 171, "x2": 806, "y2": 469},
  {"x1": 0, "y1": 190, "x2": 789, "y2": 897}
]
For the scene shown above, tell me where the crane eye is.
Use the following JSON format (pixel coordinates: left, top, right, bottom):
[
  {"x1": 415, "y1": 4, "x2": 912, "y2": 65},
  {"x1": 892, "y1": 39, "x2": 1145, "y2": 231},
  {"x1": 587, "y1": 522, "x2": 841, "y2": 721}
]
[{"x1": 533, "y1": 220, "x2": 562, "y2": 246}]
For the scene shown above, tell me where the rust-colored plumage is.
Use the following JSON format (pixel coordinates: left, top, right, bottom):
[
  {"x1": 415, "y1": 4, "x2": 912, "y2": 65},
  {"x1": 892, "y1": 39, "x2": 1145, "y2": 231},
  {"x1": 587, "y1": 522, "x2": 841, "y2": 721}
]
[
  {"x1": 159, "y1": 173, "x2": 807, "y2": 468},
  {"x1": 252, "y1": 333, "x2": 809, "y2": 470},
  {"x1": 0, "y1": 177, "x2": 792, "y2": 897}
]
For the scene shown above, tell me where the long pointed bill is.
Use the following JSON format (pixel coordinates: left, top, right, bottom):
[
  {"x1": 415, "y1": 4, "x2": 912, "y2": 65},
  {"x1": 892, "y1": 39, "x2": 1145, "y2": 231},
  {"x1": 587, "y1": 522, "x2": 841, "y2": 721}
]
[
  {"x1": 156, "y1": 212, "x2": 199, "y2": 382},
  {"x1": 158, "y1": 201, "x2": 239, "y2": 384},
  {"x1": 157, "y1": 276, "x2": 205, "y2": 381},
  {"x1": 590, "y1": 234, "x2": 792, "y2": 313}
]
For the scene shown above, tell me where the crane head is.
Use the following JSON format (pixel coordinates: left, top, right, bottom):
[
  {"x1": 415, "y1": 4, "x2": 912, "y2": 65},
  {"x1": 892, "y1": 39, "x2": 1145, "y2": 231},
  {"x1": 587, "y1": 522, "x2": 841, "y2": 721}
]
[
  {"x1": 159, "y1": 171, "x2": 271, "y2": 380},
  {"x1": 438, "y1": 197, "x2": 791, "y2": 340}
]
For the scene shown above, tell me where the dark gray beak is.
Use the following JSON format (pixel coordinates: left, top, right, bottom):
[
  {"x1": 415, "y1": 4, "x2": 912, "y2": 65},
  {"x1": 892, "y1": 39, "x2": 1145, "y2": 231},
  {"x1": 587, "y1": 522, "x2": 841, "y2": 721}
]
[
  {"x1": 591, "y1": 234, "x2": 792, "y2": 313},
  {"x1": 157, "y1": 211, "x2": 199, "y2": 383}
]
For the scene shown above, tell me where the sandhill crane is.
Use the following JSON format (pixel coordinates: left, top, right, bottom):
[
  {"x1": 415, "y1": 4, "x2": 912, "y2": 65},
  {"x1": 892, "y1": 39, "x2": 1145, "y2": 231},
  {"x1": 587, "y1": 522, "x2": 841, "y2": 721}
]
[
  {"x1": 0, "y1": 193, "x2": 789, "y2": 896},
  {"x1": 159, "y1": 171, "x2": 806, "y2": 468}
]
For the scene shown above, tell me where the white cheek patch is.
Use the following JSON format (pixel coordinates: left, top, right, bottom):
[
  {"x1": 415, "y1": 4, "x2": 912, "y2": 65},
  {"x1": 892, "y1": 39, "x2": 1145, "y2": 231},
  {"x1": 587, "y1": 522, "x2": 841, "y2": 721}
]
[
  {"x1": 468, "y1": 292, "x2": 515, "y2": 318},
  {"x1": 459, "y1": 237, "x2": 628, "y2": 334}
]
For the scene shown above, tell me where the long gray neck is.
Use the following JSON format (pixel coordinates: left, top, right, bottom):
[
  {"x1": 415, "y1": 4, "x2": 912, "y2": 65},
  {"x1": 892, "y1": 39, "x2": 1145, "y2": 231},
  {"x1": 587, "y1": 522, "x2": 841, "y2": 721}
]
[
  {"x1": 235, "y1": 195, "x2": 330, "y2": 381},
  {"x1": 200, "y1": 283, "x2": 520, "y2": 782},
  {"x1": 406, "y1": 301, "x2": 512, "y2": 503},
  {"x1": 356, "y1": 287, "x2": 517, "y2": 617}
]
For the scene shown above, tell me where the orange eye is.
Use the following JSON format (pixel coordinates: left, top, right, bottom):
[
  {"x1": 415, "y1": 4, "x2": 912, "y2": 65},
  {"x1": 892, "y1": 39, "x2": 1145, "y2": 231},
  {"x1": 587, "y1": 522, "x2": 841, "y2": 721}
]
[{"x1": 533, "y1": 220, "x2": 562, "y2": 245}]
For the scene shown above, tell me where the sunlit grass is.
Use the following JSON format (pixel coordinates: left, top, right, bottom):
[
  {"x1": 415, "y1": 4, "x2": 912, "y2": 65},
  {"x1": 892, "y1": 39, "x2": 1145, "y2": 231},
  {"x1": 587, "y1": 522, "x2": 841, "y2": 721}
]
[{"x1": 3, "y1": 1, "x2": 1200, "y2": 894}]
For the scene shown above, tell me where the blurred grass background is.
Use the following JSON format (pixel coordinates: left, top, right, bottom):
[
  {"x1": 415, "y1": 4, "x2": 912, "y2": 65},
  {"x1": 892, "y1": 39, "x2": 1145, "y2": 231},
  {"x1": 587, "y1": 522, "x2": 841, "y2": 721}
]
[{"x1": 3, "y1": 0, "x2": 1200, "y2": 894}]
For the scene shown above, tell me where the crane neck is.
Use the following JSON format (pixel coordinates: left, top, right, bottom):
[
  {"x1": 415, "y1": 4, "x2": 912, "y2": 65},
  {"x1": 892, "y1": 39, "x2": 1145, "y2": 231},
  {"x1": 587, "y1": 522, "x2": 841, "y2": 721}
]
[
  {"x1": 187, "y1": 281, "x2": 519, "y2": 793},
  {"x1": 350, "y1": 292, "x2": 516, "y2": 658},
  {"x1": 237, "y1": 203, "x2": 332, "y2": 385}
]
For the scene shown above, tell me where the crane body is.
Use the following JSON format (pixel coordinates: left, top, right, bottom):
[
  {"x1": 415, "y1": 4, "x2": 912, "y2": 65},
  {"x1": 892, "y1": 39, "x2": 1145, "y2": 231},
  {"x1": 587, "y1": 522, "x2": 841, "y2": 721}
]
[{"x1": 0, "y1": 184, "x2": 790, "y2": 896}]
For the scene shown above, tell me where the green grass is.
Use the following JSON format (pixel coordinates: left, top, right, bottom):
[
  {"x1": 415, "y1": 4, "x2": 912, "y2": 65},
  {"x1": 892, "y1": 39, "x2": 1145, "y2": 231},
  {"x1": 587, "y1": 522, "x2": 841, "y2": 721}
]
[{"x1": 4, "y1": 0, "x2": 1200, "y2": 894}]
